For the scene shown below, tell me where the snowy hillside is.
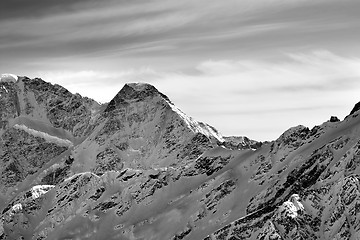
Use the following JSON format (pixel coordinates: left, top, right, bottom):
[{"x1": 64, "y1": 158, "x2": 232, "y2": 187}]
[{"x1": 1, "y1": 77, "x2": 360, "y2": 239}]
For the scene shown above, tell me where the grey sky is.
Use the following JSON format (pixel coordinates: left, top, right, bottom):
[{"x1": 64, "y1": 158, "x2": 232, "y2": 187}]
[{"x1": 1, "y1": 0, "x2": 360, "y2": 140}]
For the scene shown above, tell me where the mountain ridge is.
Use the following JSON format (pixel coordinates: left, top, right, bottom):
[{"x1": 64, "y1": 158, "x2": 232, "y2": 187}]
[{"x1": 1, "y1": 76, "x2": 360, "y2": 239}]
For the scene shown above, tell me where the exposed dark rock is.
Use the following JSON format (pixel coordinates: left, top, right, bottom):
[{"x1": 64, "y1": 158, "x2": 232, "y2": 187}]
[
  {"x1": 349, "y1": 101, "x2": 360, "y2": 116},
  {"x1": 40, "y1": 165, "x2": 70, "y2": 185},
  {"x1": 104, "y1": 83, "x2": 171, "y2": 112},
  {"x1": 22, "y1": 77, "x2": 100, "y2": 137},
  {"x1": 193, "y1": 155, "x2": 232, "y2": 176},
  {"x1": 0, "y1": 128, "x2": 67, "y2": 191},
  {"x1": 329, "y1": 116, "x2": 340, "y2": 122}
]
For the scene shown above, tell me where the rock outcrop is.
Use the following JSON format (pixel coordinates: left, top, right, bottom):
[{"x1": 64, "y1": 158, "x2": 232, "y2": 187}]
[{"x1": 349, "y1": 101, "x2": 360, "y2": 116}]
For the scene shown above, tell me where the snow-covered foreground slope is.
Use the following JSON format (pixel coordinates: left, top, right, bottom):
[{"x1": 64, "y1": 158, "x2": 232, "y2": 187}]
[{"x1": 1, "y1": 77, "x2": 360, "y2": 239}]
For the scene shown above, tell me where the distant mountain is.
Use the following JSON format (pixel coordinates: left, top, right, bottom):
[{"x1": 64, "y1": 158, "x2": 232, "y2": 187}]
[
  {"x1": 0, "y1": 73, "x2": 17, "y2": 83},
  {"x1": 1, "y1": 76, "x2": 360, "y2": 239}
]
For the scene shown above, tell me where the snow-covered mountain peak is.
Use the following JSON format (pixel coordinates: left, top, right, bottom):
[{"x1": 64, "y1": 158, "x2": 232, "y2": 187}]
[
  {"x1": 101, "y1": 82, "x2": 223, "y2": 141},
  {"x1": 0, "y1": 73, "x2": 18, "y2": 83},
  {"x1": 76, "y1": 81, "x2": 226, "y2": 171}
]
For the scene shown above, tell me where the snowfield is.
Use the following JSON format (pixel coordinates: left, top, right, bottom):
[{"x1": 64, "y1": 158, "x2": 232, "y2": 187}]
[{"x1": 13, "y1": 124, "x2": 74, "y2": 147}]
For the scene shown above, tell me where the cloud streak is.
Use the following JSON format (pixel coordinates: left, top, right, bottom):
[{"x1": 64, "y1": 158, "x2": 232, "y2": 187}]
[{"x1": 1, "y1": 0, "x2": 359, "y2": 60}]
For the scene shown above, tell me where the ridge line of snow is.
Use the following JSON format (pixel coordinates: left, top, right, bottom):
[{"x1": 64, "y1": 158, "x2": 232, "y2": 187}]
[
  {"x1": 64, "y1": 172, "x2": 100, "y2": 182},
  {"x1": 13, "y1": 124, "x2": 73, "y2": 147},
  {"x1": 169, "y1": 103, "x2": 224, "y2": 142},
  {"x1": 30, "y1": 185, "x2": 55, "y2": 199}
]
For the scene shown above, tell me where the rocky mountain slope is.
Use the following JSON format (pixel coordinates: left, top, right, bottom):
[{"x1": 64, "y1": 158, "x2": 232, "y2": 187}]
[{"x1": 1, "y1": 75, "x2": 360, "y2": 239}]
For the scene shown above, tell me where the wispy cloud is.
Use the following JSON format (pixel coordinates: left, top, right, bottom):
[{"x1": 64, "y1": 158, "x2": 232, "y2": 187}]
[
  {"x1": 188, "y1": 50, "x2": 360, "y2": 93},
  {"x1": 1, "y1": 0, "x2": 359, "y2": 61}
]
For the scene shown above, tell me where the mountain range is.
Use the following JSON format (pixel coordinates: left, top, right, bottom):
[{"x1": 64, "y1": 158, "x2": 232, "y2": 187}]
[{"x1": 1, "y1": 74, "x2": 360, "y2": 239}]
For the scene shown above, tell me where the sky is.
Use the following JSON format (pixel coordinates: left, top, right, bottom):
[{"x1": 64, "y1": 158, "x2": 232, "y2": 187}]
[{"x1": 1, "y1": 0, "x2": 360, "y2": 141}]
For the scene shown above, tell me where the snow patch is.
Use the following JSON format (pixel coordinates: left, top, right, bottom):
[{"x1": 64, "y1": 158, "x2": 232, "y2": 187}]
[
  {"x1": 0, "y1": 73, "x2": 18, "y2": 83},
  {"x1": 10, "y1": 203, "x2": 23, "y2": 215},
  {"x1": 13, "y1": 124, "x2": 73, "y2": 147},
  {"x1": 153, "y1": 166, "x2": 176, "y2": 171},
  {"x1": 64, "y1": 172, "x2": 100, "y2": 182},
  {"x1": 278, "y1": 194, "x2": 304, "y2": 218},
  {"x1": 30, "y1": 185, "x2": 55, "y2": 199}
]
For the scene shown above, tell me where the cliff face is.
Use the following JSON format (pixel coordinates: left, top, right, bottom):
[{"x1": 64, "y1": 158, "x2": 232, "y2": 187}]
[
  {"x1": 1, "y1": 77, "x2": 360, "y2": 240},
  {"x1": 0, "y1": 77, "x2": 99, "y2": 204}
]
